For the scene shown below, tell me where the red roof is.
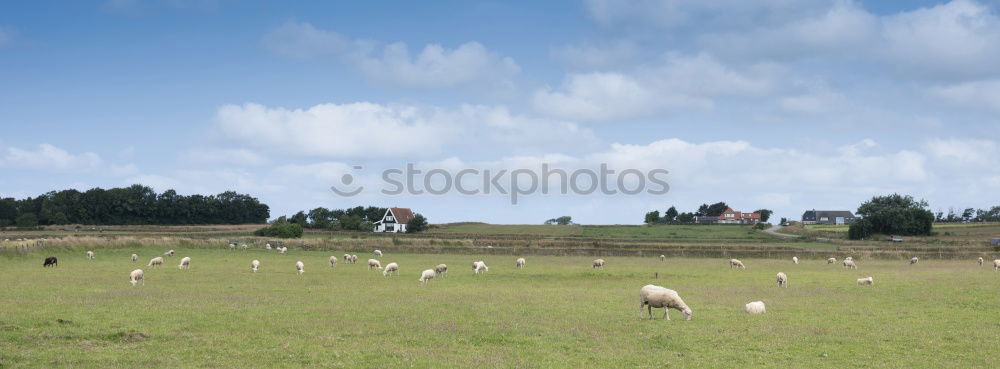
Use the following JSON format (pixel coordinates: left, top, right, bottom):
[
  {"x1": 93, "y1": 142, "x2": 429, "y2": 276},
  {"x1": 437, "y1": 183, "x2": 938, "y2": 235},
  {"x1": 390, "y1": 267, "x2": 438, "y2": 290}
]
[{"x1": 390, "y1": 208, "x2": 415, "y2": 224}]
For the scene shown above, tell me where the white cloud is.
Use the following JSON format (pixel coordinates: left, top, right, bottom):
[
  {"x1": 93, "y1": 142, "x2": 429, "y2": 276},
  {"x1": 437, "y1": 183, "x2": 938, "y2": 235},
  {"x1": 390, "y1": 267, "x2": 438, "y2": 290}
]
[
  {"x1": 924, "y1": 138, "x2": 998, "y2": 164},
  {"x1": 551, "y1": 40, "x2": 640, "y2": 69},
  {"x1": 533, "y1": 54, "x2": 774, "y2": 121},
  {"x1": 262, "y1": 21, "x2": 519, "y2": 89},
  {"x1": 213, "y1": 102, "x2": 598, "y2": 158},
  {"x1": 929, "y1": 79, "x2": 1000, "y2": 111},
  {"x1": 0, "y1": 144, "x2": 102, "y2": 172},
  {"x1": 183, "y1": 148, "x2": 269, "y2": 166}
]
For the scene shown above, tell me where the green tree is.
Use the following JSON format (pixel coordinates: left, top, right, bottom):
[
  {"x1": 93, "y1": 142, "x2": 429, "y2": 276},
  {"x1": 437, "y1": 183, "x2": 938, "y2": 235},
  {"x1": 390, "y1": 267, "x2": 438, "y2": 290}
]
[
  {"x1": 754, "y1": 209, "x2": 773, "y2": 223},
  {"x1": 706, "y1": 202, "x2": 729, "y2": 216},
  {"x1": 664, "y1": 206, "x2": 678, "y2": 222},
  {"x1": 16, "y1": 213, "x2": 38, "y2": 228},
  {"x1": 644, "y1": 210, "x2": 661, "y2": 224},
  {"x1": 849, "y1": 194, "x2": 933, "y2": 239},
  {"x1": 254, "y1": 223, "x2": 303, "y2": 238},
  {"x1": 406, "y1": 214, "x2": 428, "y2": 233}
]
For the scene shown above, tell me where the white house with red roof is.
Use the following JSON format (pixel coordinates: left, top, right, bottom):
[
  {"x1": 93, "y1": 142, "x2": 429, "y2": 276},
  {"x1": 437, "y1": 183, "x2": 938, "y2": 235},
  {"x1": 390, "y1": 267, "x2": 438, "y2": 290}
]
[{"x1": 373, "y1": 207, "x2": 414, "y2": 233}]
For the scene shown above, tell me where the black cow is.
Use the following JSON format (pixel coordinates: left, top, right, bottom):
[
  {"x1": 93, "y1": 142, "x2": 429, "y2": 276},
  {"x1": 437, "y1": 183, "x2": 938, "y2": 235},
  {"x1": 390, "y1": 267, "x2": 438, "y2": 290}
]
[{"x1": 43, "y1": 256, "x2": 58, "y2": 267}]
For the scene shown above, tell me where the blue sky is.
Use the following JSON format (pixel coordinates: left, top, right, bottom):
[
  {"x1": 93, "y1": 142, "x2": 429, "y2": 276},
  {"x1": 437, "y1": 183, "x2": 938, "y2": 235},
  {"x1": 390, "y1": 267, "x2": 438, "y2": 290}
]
[{"x1": 1, "y1": 0, "x2": 999, "y2": 224}]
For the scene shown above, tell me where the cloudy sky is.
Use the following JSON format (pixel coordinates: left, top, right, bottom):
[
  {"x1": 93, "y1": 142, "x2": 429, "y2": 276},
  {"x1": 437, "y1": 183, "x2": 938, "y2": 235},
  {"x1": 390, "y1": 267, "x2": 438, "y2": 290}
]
[{"x1": 1, "y1": 0, "x2": 998, "y2": 224}]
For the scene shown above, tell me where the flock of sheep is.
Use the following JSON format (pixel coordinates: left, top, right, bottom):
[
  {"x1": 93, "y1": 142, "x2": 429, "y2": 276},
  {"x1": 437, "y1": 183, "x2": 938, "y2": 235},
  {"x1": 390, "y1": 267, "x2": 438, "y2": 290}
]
[
  {"x1": 640, "y1": 255, "x2": 999, "y2": 320},
  {"x1": 46, "y1": 245, "x2": 1000, "y2": 319}
]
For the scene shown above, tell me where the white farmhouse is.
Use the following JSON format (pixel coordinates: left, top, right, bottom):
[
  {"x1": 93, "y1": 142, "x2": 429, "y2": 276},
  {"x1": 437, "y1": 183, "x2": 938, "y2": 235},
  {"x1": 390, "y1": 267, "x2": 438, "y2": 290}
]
[{"x1": 373, "y1": 207, "x2": 414, "y2": 233}]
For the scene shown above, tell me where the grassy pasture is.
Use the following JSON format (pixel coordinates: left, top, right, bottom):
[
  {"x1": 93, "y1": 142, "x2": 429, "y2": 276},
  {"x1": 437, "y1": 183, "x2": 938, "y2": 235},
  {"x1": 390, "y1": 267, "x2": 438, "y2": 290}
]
[{"x1": 1, "y1": 248, "x2": 997, "y2": 368}]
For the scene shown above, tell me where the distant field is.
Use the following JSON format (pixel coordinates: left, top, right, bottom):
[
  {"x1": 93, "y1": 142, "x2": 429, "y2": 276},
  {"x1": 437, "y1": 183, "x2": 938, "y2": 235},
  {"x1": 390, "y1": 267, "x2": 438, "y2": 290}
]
[
  {"x1": 428, "y1": 223, "x2": 583, "y2": 236},
  {"x1": 2, "y1": 248, "x2": 997, "y2": 368}
]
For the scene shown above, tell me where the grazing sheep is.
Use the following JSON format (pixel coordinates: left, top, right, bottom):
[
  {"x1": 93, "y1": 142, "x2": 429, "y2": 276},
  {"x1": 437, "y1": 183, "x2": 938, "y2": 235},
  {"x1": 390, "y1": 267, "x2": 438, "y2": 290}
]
[
  {"x1": 278, "y1": 247, "x2": 287, "y2": 254},
  {"x1": 843, "y1": 259, "x2": 858, "y2": 269},
  {"x1": 86, "y1": 251, "x2": 94, "y2": 260},
  {"x1": 910, "y1": 257, "x2": 919, "y2": 265},
  {"x1": 265, "y1": 243, "x2": 272, "y2": 250},
  {"x1": 147, "y1": 256, "x2": 164, "y2": 267},
  {"x1": 745, "y1": 301, "x2": 766, "y2": 314},
  {"x1": 374, "y1": 250, "x2": 383, "y2": 257},
  {"x1": 229, "y1": 243, "x2": 236, "y2": 250},
  {"x1": 165, "y1": 250, "x2": 175, "y2": 257},
  {"x1": 131, "y1": 254, "x2": 138, "y2": 262},
  {"x1": 729, "y1": 259, "x2": 745, "y2": 269},
  {"x1": 827, "y1": 257, "x2": 836, "y2": 264},
  {"x1": 473, "y1": 261, "x2": 489, "y2": 274},
  {"x1": 845, "y1": 256, "x2": 853, "y2": 261},
  {"x1": 419, "y1": 269, "x2": 436, "y2": 284},
  {"x1": 857, "y1": 276, "x2": 874, "y2": 286},
  {"x1": 776, "y1": 272, "x2": 788, "y2": 288},
  {"x1": 251, "y1": 259, "x2": 260, "y2": 273},
  {"x1": 659, "y1": 255, "x2": 666, "y2": 262},
  {"x1": 178, "y1": 256, "x2": 191, "y2": 269},
  {"x1": 241, "y1": 244, "x2": 248, "y2": 250},
  {"x1": 995, "y1": 259, "x2": 1000, "y2": 271},
  {"x1": 383, "y1": 262, "x2": 399, "y2": 277},
  {"x1": 792, "y1": 256, "x2": 799, "y2": 265},
  {"x1": 516, "y1": 258, "x2": 526, "y2": 269},
  {"x1": 592, "y1": 259, "x2": 605, "y2": 269},
  {"x1": 129, "y1": 269, "x2": 144, "y2": 286},
  {"x1": 343, "y1": 254, "x2": 351, "y2": 262},
  {"x1": 638, "y1": 285, "x2": 692, "y2": 320},
  {"x1": 435, "y1": 264, "x2": 448, "y2": 277},
  {"x1": 351, "y1": 255, "x2": 359, "y2": 264},
  {"x1": 43, "y1": 256, "x2": 58, "y2": 267},
  {"x1": 978, "y1": 257, "x2": 984, "y2": 267},
  {"x1": 368, "y1": 259, "x2": 382, "y2": 271},
  {"x1": 329, "y1": 256, "x2": 338, "y2": 268},
  {"x1": 295, "y1": 261, "x2": 305, "y2": 275}
]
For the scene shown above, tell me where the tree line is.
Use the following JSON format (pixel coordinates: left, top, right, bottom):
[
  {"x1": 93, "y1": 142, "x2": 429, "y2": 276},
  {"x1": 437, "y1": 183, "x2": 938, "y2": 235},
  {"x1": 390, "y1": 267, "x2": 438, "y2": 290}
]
[
  {"x1": 644, "y1": 202, "x2": 772, "y2": 224},
  {"x1": 933, "y1": 206, "x2": 1000, "y2": 223},
  {"x1": 848, "y1": 194, "x2": 934, "y2": 240},
  {"x1": 0, "y1": 184, "x2": 270, "y2": 227},
  {"x1": 272, "y1": 206, "x2": 428, "y2": 233}
]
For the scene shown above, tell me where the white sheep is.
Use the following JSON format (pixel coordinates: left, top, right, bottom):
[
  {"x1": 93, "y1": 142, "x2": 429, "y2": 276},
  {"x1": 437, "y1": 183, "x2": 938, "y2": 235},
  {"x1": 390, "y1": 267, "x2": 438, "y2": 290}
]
[
  {"x1": 265, "y1": 243, "x2": 272, "y2": 250},
  {"x1": 351, "y1": 255, "x2": 358, "y2": 264},
  {"x1": 827, "y1": 257, "x2": 836, "y2": 264},
  {"x1": 251, "y1": 259, "x2": 260, "y2": 273},
  {"x1": 473, "y1": 261, "x2": 489, "y2": 274},
  {"x1": 638, "y1": 285, "x2": 692, "y2": 320},
  {"x1": 343, "y1": 253, "x2": 351, "y2": 262},
  {"x1": 729, "y1": 259, "x2": 745, "y2": 269},
  {"x1": 131, "y1": 254, "x2": 138, "y2": 263},
  {"x1": 995, "y1": 259, "x2": 1000, "y2": 271},
  {"x1": 909, "y1": 257, "x2": 919, "y2": 265},
  {"x1": 178, "y1": 256, "x2": 191, "y2": 269},
  {"x1": 129, "y1": 269, "x2": 144, "y2": 286},
  {"x1": 792, "y1": 256, "x2": 799, "y2": 265},
  {"x1": 659, "y1": 255, "x2": 666, "y2": 262},
  {"x1": 419, "y1": 269, "x2": 436, "y2": 284},
  {"x1": 374, "y1": 250, "x2": 383, "y2": 257},
  {"x1": 845, "y1": 256, "x2": 853, "y2": 261},
  {"x1": 241, "y1": 244, "x2": 248, "y2": 250},
  {"x1": 278, "y1": 247, "x2": 287, "y2": 254},
  {"x1": 978, "y1": 257, "x2": 984, "y2": 267},
  {"x1": 515, "y1": 258, "x2": 526, "y2": 269},
  {"x1": 86, "y1": 251, "x2": 94, "y2": 260},
  {"x1": 435, "y1": 264, "x2": 448, "y2": 277},
  {"x1": 230, "y1": 243, "x2": 236, "y2": 250},
  {"x1": 165, "y1": 250, "x2": 175, "y2": 257},
  {"x1": 745, "y1": 301, "x2": 766, "y2": 314},
  {"x1": 383, "y1": 262, "x2": 399, "y2": 277},
  {"x1": 295, "y1": 261, "x2": 305, "y2": 275},
  {"x1": 843, "y1": 259, "x2": 858, "y2": 269},
  {"x1": 857, "y1": 276, "x2": 874, "y2": 286},
  {"x1": 368, "y1": 259, "x2": 382, "y2": 271},
  {"x1": 329, "y1": 256, "x2": 338, "y2": 268},
  {"x1": 147, "y1": 256, "x2": 164, "y2": 267},
  {"x1": 592, "y1": 259, "x2": 605, "y2": 269},
  {"x1": 776, "y1": 272, "x2": 788, "y2": 288}
]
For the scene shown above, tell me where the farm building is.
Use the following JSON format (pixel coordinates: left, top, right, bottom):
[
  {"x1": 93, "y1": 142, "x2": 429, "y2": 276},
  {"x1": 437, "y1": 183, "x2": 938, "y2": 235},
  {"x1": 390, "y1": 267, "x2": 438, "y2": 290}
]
[
  {"x1": 373, "y1": 207, "x2": 414, "y2": 233},
  {"x1": 716, "y1": 208, "x2": 761, "y2": 225},
  {"x1": 693, "y1": 216, "x2": 717, "y2": 224},
  {"x1": 801, "y1": 210, "x2": 857, "y2": 225}
]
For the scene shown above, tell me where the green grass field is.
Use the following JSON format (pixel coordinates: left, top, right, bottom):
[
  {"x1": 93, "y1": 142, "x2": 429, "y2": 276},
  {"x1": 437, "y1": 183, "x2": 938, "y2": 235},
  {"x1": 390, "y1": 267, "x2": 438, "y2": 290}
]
[
  {"x1": 428, "y1": 223, "x2": 775, "y2": 241},
  {"x1": 2, "y1": 248, "x2": 997, "y2": 368}
]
